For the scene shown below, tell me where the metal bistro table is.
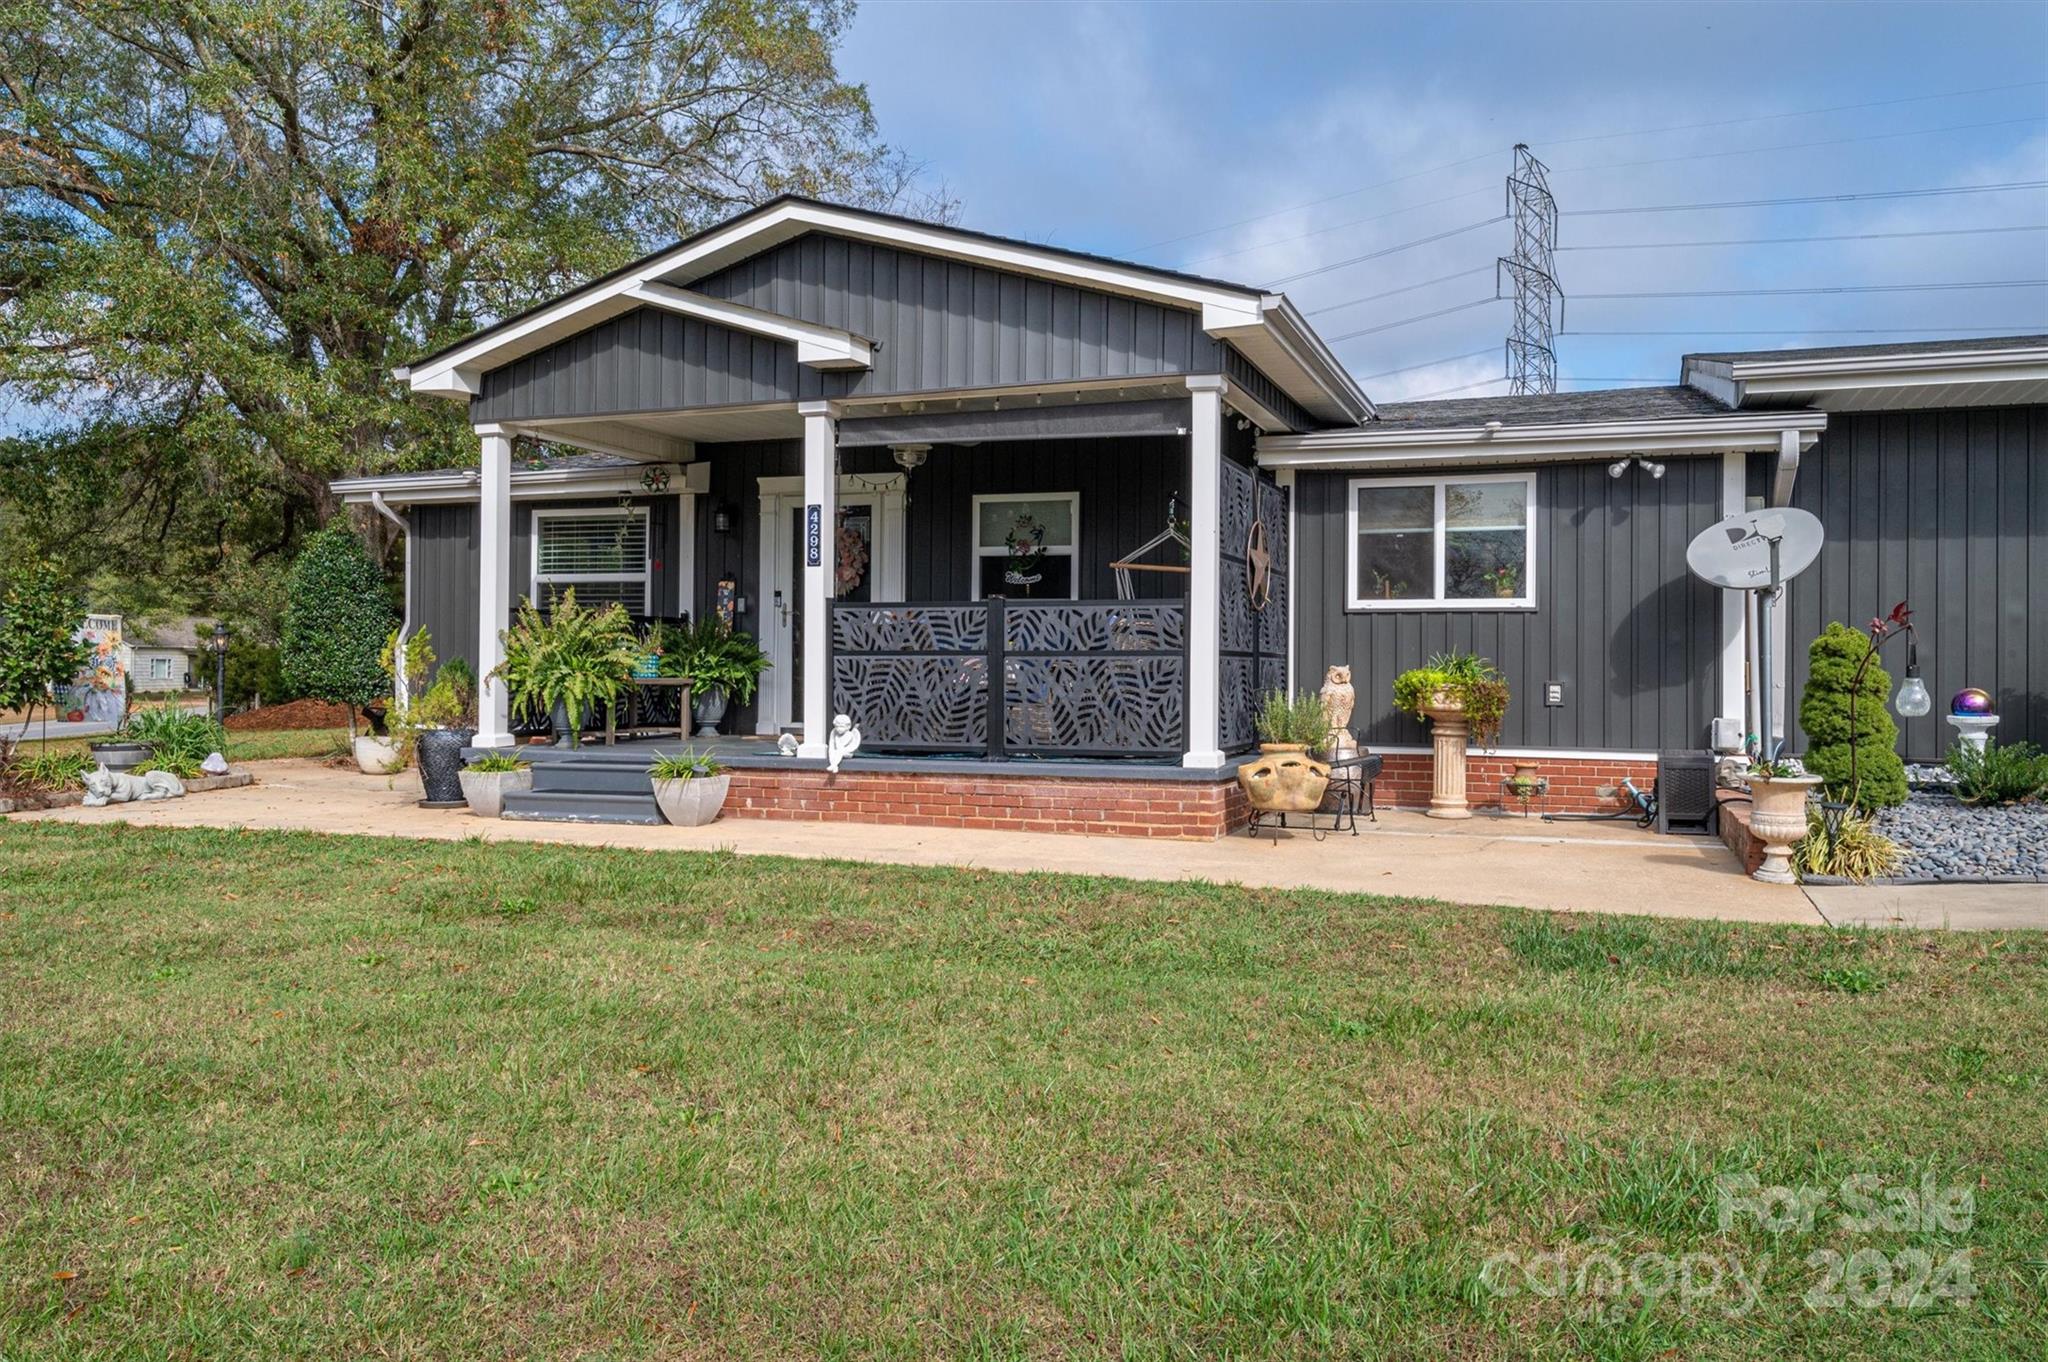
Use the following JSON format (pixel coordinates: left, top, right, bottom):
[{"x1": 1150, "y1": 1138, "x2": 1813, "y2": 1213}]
[{"x1": 1248, "y1": 750, "x2": 1381, "y2": 841}]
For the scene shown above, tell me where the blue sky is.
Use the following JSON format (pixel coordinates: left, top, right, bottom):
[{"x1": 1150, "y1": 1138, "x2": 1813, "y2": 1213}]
[{"x1": 841, "y1": 0, "x2": 2048, "y2": 400}]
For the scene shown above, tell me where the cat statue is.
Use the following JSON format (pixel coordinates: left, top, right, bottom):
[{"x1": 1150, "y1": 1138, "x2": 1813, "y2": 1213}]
[{"x1": 80, "y1": 766, "x2": 187, "y2": 807}]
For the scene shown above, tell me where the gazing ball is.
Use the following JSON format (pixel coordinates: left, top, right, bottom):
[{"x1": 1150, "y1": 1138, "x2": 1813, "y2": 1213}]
[{"x1": 1950, "y1": 688, "x2": 1993, "y2": 716}]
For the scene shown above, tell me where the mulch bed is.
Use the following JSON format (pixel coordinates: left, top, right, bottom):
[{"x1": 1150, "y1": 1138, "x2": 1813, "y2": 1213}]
[{"x1": 225, "y1": 699, "x2": 356, "y2": 731}]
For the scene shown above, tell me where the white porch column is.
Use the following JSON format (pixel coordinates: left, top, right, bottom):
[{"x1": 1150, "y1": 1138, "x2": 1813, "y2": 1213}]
[
  {"x1": 474, "y1": 423, "x2": 514, "y2": 747},
  {"x1": 1184, "y1": 376, "x2": 1226, "y2": 768},
  {"x1": 797, "y1": 401, "x2": 837, "y2": 759}
]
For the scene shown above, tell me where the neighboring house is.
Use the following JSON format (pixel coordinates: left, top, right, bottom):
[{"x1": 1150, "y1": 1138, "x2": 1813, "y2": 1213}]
[
  {"x1": 334, "y1": 196, "x2": 2046, "y2": 834},
  {"x1": 128, "y1": 617, "x2": 203, "y2": 693}
]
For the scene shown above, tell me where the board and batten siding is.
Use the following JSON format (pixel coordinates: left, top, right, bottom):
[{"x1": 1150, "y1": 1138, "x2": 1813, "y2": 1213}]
[
  {"x1": 1764, "y1": 404, "x2": 2047, "y2": 759},
  {"x1": 466, "y1": 233, "x2": 1307, "y2": 426},
  {"x1": 1294, "y1": 457, "x2": 1726, "y2": 752},
  {"x1": 404, "y1": 496, "x2": 680, "y2": 684}
]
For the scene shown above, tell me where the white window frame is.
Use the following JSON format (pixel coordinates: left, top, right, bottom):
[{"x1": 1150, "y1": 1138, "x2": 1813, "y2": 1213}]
[
  {"x1": 530, "y1": 505, "x2": 652, "y2": 614},
  {"x1": 1346, "y1": 471, "x2": 1537, "y2": 611},
  {"x1": 970, "y1": 492, "x2": 1081, "y2": 601},
  {"x1": 147, "y1": 655, "x2": 174, "y2": 681}
]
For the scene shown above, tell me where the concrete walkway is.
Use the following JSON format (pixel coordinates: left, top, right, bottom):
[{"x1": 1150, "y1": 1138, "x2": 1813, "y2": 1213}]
[{"x1": 6, "y1": 757, "x2": 1846, "y2": 925}]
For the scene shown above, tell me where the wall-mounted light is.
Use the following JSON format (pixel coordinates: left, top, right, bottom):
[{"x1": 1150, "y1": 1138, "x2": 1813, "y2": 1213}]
[
  {"x1": 1608, "y1": 455, "x2": 1666, "y2": 480},
  {"x1": 712, "y1": 502, "x2": 735, "y2": 535}
]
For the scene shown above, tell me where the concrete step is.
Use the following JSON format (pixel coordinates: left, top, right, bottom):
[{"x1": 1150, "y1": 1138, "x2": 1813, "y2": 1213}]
[
  {"x1": 500, "y1": 790, "x2": 664, "y2": 825},
  {"x1": 529, "y1": 763, "x2": 657, "y2": 796}
]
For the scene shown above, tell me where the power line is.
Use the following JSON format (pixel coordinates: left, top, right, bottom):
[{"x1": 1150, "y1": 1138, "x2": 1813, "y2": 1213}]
[
  {"x1": 1357, "y1": 348, "x2": 1500, "y2": 381},
  {"x1": 1266, "y1": 217, "x2": 1505, "y2": 288},
  {"x1": 1186, "y1": 183, "x2": 1497, "y2": 267},
  {"x1": 1305, "y1": 266, "x2": 1494, "y2": 317},
  {"x1": 1401, "y1": 376, "x2": 1511, "y2": 400},
  {"x1": 1550, "y1": 115, "x2": 2047, "y2": 177},
  {"x1": 1558, "y1": 224, "x2": 2048, "y2": 251},
  {"x1": 1142, "y1": 78, "x2": 2046, "y2": 252},
  {"x1": 1574, "y1": 278, "x2": 2046, "y2": 301},
  {"x1": 1323, "y1": 296, "x2": 1501, "y2": 343},
  {"x1": 1562, "y1": 179, "x2": 2048, "y2": 217},
  {"x1": 1562, "y1": 326, "x2": 2048, "y2": 337}
]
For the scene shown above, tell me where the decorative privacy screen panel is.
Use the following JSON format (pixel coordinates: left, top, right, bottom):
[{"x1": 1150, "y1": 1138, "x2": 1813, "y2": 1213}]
[
  {"x1": 1217, "y1": 461, "x2": 1289, "y2": 751},
  {"x1": 832, "y1": 600, "x2": 1187, "y2": 759}
]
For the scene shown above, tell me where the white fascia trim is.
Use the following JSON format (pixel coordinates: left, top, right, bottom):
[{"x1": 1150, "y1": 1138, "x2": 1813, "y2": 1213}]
[
  {"x1": 623, "y1": 281, "x2": 872, "y2": 370},
  {"x1": 1688, "y1": 346, "x2": 2048, "y2": 405},
  {"x1": 1255, "y1": 412, "x2": 1826, "y2": 469},
  {"x1": 335, "y1": 463, "x2": 685, "y2": 506},
  {"x1": 1261, "y1": 295, "x2": 1375, "y2": 421}
]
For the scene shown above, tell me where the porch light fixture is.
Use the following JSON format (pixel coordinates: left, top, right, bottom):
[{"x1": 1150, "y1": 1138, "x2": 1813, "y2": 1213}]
[
  {"x1": 890, "y1": 443, "x2": 929, "y2": 473},
  {"x1": 1607, "y1": 455, "x2": 1666, "y2": 480},
  {"x1": 207, "y1": 621, "x2": 229, "y2": 723},
  {"x1": 712, "y1": 502, "x2": 735, "y2": 535}
]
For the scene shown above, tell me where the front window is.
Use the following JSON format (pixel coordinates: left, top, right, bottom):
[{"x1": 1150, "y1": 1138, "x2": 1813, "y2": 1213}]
[
  {"x1": 533, "y1": 508, "x2": 650, "y2": 613},
  {"x1": 148, "y1": 656, "x2": 173, "y2": 680},
  {"x1": 1348, "y1": 474, "x2": 1535, "y2": 608},
  {"x1": 972, "y1": 493, "x2": 1078, "y2": 599}
]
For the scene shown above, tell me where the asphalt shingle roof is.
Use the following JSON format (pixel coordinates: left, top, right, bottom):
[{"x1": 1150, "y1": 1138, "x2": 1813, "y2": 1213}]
[
  {"x1": 1366, "y1": 385, "x2": 1733, "y2": 431},
  {"x1": 1685, "y1": 334, "x2": 2048, "y2": 365}
]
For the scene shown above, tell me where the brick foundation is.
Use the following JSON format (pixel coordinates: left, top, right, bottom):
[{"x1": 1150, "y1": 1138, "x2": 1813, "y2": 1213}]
[
  {"x1": 1370, "y1": 753, "x2": 1658, "y2": 815},
  {"x1": 724, "y1": 768, "x2": 1252, "y2": 840}
]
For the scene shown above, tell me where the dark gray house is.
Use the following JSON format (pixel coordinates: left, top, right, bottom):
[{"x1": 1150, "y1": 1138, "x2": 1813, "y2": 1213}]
[{"x1": 335, "y1": 196, "x2": 2046, "y2": 831}]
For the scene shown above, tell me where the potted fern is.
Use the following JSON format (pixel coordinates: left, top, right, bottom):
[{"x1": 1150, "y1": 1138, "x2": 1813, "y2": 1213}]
[
  {"x1": 649, "y1": 749, "x2": 730, "y2": 826},
  {"x1": 660, "y1": 618, "x2": 770, "y2": 735},
  {"x1": 491, "y1": 591, "x2": 641, "y2": 748}
]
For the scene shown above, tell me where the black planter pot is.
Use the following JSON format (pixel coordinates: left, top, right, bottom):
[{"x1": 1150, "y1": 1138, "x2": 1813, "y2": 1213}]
[
  {"x1": 550, "y1": 699, "x2": 577, "y2": 748},
  {"x1": 88, "y1": 741, "x2": 152, "y2": 773},
  {"x1": 415, "y1": 728, "x2": 476, "y2": 807}
]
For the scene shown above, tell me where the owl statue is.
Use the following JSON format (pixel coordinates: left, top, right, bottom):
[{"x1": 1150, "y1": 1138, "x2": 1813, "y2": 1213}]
[{"x1": 1320, "y1": 664, "x2": 1357, "y2": 756}]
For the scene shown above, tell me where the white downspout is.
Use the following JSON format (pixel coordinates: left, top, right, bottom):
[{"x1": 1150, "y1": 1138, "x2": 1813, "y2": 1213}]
[{"x1": 369, "y1": 492, "x2": 411, "y2": 711}]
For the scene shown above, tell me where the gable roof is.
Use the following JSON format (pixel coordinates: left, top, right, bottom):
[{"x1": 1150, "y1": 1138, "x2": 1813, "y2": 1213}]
[{"x1": 398, "y1": 195, "x2": 1371, "y2": 425}]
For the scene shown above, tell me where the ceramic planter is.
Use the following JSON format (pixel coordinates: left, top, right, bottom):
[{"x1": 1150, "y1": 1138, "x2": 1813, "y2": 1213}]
[
  {"x1": 415, "y1": 728, "x2": 476, "y2": 805},
  {"x1": 692, "y1": 686, "x2": 729, "y2": 737},
  {"x1": 550, "y1": 699, "x2": 578, "y2": 748},
  {"x1": 352, "y1": 734, "x2": 403, "y2": 774},
  {"x1": 1748, "y1": 773, "x2": 1822, "y2": 884},
  {"x1": 1238, "y1": 743, "x2": 1332, "y2": 813},
  {"x1": 1420, "y1": 694, "x2": 1472, "y2": 819},
  {"x1": 457, "y1": 765, "x2": 530, "y2": 818},
  {"x1": 87, "y1": 741, "x2": 152, "y2": 773},
  {"x1": 654, "y1": 773, "x2": 731, "y2": 827}
]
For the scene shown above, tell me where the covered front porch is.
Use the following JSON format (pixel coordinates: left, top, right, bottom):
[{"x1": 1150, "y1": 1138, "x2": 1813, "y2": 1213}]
[{"x1": 464, "y1": 376, "x2": 1292, "y2": 772}]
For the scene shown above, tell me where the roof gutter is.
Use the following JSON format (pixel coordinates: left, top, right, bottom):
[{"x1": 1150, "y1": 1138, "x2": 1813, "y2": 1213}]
[{"x1": 1256, "y1": 410, "x2": 1826, "y2": 470}]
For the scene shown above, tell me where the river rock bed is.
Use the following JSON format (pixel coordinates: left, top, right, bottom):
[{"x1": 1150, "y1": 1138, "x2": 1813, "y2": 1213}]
[{"x1": 1870, "y1": 791, "x2": 2048, "y2": 881}]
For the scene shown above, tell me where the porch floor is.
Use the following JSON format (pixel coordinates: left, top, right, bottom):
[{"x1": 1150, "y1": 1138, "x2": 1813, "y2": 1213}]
[{"x1": 0, "y1": 757, "x2": 1907, "y2": 927}]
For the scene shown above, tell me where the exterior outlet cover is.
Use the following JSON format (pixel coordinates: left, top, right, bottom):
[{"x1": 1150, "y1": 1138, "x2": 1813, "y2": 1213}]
[{"x1": 1544, "y1": 681, "x2": 1564, "y2": 707}]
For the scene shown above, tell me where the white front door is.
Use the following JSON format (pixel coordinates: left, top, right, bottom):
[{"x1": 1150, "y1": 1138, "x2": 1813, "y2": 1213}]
[{"x1": 757, "y1": 473, "x2": 905, "y2": 733}]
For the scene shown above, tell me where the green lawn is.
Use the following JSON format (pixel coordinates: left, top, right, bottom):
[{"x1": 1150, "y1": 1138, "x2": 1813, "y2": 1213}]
[
  {"x1": 1, "y1": 823, "x2": 2042, "y2": 1359},
  {"x1": 10, "y1": 727, "x2": 350, "y2": 765}
]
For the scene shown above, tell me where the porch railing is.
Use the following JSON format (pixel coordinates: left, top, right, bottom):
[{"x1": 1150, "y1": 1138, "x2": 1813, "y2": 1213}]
[{"x1": 830, "y1": 599, "x2": 1188, "y2": 759}]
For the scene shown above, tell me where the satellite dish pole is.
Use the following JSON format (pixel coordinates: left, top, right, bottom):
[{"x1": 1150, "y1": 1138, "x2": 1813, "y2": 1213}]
[
  {"x1": 1685, "y1": 506, "x2": 1823, "y2": 761},
  {"x1": 1755, "y1": 514, "x2": 1785, "y2": 759}
]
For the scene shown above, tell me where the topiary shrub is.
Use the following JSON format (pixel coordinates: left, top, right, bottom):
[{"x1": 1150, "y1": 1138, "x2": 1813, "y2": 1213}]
[
  {"x1": 1798, "y1": 621, "x2": 1906, "y2": 812},
  {"x1": 281, "y1": 525, "x2": 394, "y2": 738}
]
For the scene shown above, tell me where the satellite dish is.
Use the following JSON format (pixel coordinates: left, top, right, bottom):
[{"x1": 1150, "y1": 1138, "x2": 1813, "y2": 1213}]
[{"x1": 1685, "y1": 507, "x2": 1824, "y2": 589}]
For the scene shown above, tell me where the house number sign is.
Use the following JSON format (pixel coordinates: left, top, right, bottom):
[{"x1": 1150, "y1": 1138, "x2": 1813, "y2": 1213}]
[{"x1": 805, "y1": 504, "x2": 822, "y2": 567}]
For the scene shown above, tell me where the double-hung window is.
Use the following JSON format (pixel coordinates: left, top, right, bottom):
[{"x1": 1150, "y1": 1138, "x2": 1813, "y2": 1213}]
[
  {"x1": 532, "y1": 507, "x2": 650, "y2": 613},
  {"x1": 1348, "y1": 473, "x2": 1535, "y2": 609},
  {"x1": 971, "y1": 493, "x2": 1079, "y2": 600}
]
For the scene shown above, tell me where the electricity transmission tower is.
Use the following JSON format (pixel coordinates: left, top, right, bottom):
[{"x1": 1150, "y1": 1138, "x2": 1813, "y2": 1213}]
[{"x1": 1498, "y1": 144, "x2": 1561, "y2": 395}]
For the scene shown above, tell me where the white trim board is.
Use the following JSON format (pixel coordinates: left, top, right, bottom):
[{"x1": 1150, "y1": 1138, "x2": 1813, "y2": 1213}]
[
  {"x1": 335, "y1": 462, "x2": 689, "y2": 507},
  {"x1": 1258, "y1": 411, "x2": 1826, "y2": 470}
]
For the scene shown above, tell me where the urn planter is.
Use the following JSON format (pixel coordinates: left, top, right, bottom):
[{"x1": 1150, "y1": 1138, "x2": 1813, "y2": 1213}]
[
  {"x1": 692, "y1": 686, "x2": 730, "y2": 738},
  {"x1": 1747, "y1": 773, "x2": 1822, "y2": 884},
  {"x1": 1421, "y1": 691, "x2": 1472, "y2": 820},
  {"x1": 1238, "y1": 743, "x2": 1332, "y2": 814},
  {"x1": 457, "y1": 765, "x2": 531, "y2": 818},
  {"x1": 415, "y1": 728, "x2": 476, "y2": 807},
  {"x1": 654, "y1": 774, "x2": 731, "y2": 827},
  {"x1": 352, "y1": 734, "x2": 403, "y2": 775},
  {"x1": 87, "y1": 741, "x2": 152, "y2": 774}
]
